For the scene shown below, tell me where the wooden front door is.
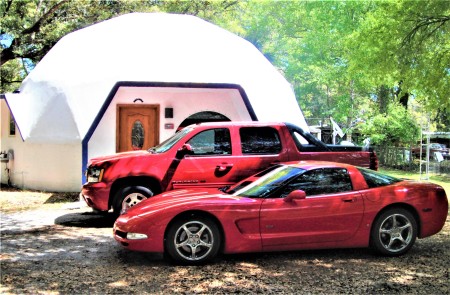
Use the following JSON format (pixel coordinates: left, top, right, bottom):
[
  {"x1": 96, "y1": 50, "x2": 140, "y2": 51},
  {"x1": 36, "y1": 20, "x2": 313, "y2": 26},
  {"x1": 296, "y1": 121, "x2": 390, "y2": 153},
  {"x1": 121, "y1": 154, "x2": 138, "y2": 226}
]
[{"x1": 117, "y1": 105, "x2": 160, "y2": 152}]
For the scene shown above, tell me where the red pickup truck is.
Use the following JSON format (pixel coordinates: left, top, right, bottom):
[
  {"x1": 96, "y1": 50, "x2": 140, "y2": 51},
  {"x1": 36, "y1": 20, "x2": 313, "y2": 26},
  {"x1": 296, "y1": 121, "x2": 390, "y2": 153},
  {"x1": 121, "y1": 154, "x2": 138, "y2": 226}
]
[{"x1": 81, "y1": 122, "x2": 377, "y2": 214}]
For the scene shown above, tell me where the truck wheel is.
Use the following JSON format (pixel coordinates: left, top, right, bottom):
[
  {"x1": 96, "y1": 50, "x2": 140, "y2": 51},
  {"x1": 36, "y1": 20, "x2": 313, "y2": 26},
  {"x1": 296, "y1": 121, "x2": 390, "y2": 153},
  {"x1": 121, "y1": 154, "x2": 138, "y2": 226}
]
[
  {"x1": 370, "y1": 208, "x2": 417, "y2": 256},
  {"x1": 113, "y1": 186, "x2": 153, "y2": 215},
  {"x1": 165, "y1": 216, "x2": 221, "y2": 265}
]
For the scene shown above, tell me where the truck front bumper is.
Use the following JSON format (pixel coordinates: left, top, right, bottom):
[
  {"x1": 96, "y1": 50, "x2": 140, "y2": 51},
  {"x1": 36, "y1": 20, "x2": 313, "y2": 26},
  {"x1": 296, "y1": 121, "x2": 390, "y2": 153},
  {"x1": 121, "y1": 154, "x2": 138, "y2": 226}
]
[{"x1": 80, "y1": 182, "x2": 110, "y2": 212}]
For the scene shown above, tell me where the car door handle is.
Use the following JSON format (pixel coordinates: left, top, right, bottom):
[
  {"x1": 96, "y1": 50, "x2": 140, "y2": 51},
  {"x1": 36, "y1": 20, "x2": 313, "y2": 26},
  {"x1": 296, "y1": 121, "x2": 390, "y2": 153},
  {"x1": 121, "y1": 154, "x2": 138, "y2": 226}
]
[
  {"x1": 342, "y1": 197, "x2": 357, "y2": 203},
  {"x1": 216, "y1": 163, "x2": 233, "y2": 172}
]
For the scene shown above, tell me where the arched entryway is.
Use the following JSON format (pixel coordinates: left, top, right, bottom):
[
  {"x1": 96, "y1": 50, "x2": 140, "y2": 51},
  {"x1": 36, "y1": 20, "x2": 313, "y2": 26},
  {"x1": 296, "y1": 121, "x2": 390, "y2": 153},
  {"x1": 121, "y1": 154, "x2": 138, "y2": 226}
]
[{"x1": 177, "y1": 111, "x2": 231, "y2": 131}]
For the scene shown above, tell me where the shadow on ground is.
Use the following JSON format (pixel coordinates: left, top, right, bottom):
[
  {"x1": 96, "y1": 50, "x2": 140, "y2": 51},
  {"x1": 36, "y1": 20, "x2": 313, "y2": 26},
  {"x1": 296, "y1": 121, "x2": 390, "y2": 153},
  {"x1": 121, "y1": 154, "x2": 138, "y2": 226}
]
[{"x1": 55, "y1": 211, "x2": 116, "y2": 228}]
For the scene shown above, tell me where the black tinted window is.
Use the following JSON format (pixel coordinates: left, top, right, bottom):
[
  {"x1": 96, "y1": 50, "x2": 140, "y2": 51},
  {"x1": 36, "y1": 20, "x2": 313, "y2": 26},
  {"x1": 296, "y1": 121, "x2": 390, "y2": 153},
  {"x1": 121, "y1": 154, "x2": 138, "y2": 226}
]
[
  {"x1": 240, "y1": 127, "x2": 282, "y2": 154},
  {"x1": 280, "y1": 168, "x2": 353, "y2": 197},
  {"x1": 187, "y1": 128, "x2": 231, "y2": 155},
  {"x1": 357, "y1": 168, "x2": 401, "y2": 188}
]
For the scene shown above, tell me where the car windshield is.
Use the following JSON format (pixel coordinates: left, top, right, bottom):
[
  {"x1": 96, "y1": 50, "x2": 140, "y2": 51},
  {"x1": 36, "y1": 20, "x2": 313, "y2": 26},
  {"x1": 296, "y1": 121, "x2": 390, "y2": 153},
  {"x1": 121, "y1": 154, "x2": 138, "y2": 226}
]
[
  {"x1": 148, "y1": 127, "x2": 194, "y2": 153},
  {"x1": 232, "y1": 166, "x2": 306, "y2": 198}
]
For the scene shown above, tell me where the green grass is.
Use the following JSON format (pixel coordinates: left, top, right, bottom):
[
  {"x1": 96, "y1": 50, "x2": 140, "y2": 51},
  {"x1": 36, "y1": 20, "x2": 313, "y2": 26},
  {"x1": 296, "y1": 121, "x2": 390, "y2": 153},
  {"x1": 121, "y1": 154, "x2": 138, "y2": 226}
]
[{"x1": 379, "y1": 167, "x2": 450, "y2": 196}]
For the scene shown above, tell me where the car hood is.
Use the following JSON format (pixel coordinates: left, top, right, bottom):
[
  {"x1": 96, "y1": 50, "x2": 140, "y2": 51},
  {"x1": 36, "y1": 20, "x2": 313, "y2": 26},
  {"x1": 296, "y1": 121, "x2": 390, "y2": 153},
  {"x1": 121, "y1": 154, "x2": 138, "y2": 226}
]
[{"x1": 122, "y1": 188, "x2": 243, "y2": 217}]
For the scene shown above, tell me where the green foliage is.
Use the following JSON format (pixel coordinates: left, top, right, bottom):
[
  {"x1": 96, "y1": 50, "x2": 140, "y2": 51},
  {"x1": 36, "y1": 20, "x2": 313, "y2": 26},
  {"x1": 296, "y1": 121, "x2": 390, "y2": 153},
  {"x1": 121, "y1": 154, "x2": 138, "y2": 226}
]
[
  {"x1": 229, "y1": 0, "x2": 448, "y2": 134},
  {"x1": 231, "y1": 1, "x2": 380, "y2": 131},
  {"x1": 348, "y1": 0, "x2": 450, "y2": 126},
  {"x1": 360, "y1": 102, "x2": 420, "y2": 146}
]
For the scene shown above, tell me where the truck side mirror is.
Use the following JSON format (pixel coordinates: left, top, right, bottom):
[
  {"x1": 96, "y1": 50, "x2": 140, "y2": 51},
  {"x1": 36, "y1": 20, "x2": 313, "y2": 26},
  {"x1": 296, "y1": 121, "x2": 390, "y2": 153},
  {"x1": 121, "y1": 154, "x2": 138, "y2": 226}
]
[
  {"x1": 175, "y1": 144, "x2": 193, "y2": 160},
  {"x1": 284, "y1": 190, "x2": 306, "y2": 202}
]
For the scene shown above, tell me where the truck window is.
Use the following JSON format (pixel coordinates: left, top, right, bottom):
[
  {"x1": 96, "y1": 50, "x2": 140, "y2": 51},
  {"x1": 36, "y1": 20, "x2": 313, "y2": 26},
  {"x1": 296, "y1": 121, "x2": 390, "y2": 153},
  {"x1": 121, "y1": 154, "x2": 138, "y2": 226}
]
[
  {"x1": 285, "y1": 123, "x2": 329, "y2": 151},
  {"x1": 151, "y1": 127, "x2": 194, "y2": 153},
  {"x1": 187, "y1": 128, "x2": 232, "y2": 155},
  {"x1": 291, "y1": 130, "x2": 326, "y2": 151},
  {"x1": 240, "y1": 127, "x2": 282, "y2": 154}
]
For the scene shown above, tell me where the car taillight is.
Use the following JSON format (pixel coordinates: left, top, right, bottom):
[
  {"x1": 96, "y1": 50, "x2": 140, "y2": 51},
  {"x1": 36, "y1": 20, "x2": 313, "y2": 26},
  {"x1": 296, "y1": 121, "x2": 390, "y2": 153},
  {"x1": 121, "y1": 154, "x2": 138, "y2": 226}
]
[{"x1": 370, "y1": 151, "x2": 378, "y2": 171}]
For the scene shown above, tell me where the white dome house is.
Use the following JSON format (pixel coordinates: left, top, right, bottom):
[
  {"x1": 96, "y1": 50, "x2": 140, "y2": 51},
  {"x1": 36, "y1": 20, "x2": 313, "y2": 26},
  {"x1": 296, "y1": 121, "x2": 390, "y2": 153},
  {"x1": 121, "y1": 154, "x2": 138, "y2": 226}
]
[{"x1": 1, "y1": 13, "x2": 307, "y2": 191}]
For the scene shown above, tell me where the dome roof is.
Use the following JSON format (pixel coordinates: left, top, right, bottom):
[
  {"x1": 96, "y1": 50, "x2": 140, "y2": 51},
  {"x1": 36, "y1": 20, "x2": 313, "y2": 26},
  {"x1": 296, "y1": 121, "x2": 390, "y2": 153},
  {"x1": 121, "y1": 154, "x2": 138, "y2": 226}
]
[{"x1": 6, "y1": 13, "x2": 306, "y2": 143}]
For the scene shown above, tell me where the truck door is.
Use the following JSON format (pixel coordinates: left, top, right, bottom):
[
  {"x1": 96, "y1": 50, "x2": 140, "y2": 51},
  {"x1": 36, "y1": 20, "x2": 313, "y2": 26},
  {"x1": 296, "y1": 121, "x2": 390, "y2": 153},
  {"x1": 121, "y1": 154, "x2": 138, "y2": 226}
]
[
  {"x1": 170, "y1": 128, "x2": 242, "y2": 189},
  {"x1": 233, "y1": 126, "x2": 290, "y2": 181}
]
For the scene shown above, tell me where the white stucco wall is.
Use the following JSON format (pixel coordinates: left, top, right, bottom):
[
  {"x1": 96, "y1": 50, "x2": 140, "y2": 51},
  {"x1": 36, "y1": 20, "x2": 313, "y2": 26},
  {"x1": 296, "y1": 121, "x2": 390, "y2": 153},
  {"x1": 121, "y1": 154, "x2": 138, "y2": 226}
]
[
  {"x1": 87, "y1": 86, "x2": 252, "y2": 160},
  {"x1": 1, "y1": 100, "x2": 81, "y2": 192}
]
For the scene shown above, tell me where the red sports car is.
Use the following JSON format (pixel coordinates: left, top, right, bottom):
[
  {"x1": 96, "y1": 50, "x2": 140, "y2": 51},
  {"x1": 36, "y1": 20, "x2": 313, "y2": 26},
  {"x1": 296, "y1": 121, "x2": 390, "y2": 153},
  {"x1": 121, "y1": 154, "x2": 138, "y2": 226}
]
[{"x1": 113, "y1": 161, "x2": 448, "y2": 264}]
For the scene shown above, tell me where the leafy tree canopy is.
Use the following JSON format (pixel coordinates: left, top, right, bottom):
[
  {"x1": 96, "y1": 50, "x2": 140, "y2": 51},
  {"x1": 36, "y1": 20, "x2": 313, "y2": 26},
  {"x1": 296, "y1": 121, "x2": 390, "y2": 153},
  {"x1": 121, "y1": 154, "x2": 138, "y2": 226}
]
[
  {"x1": 360, "y1": 101, "x2": 420, "y2": 146},
  {"x1": 229, "y1": 0, "x2": 449, "y2": 135}
]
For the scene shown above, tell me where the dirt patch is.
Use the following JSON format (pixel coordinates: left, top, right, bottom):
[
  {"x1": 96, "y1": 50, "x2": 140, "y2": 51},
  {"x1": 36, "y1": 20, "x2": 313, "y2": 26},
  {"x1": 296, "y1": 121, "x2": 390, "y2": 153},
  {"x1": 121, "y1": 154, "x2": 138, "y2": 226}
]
[
  {"x1": 0, "y1": 190, "x2": 449, "y2": 294},
  {"x1": 0, "y1": 186, "x2": 79, "y2": 213}
]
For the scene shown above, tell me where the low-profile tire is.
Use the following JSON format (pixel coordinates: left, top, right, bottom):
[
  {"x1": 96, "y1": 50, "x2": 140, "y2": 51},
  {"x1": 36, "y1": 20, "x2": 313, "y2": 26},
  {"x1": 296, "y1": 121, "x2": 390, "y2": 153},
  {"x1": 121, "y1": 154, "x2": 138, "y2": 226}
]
[
  {"x1": 165, "y1": 216, "x2": 221, "y2": 265},
  {"x1": 113, "y1": 186, "x2": 153, "y2": 215},
  {"x1": 370, "y1": 207, "x2": 417, "y2": 256}
]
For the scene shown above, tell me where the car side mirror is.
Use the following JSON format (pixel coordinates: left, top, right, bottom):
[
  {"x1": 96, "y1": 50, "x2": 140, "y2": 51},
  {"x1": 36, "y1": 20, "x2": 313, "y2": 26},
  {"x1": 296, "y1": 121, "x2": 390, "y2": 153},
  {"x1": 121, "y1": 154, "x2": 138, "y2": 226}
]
[
  {"x1": 284, "y1": 190, "x2": 306, "y2": 202},
  {"x1": 175, "y1": 144, "x2": 193, "y2": 160}
]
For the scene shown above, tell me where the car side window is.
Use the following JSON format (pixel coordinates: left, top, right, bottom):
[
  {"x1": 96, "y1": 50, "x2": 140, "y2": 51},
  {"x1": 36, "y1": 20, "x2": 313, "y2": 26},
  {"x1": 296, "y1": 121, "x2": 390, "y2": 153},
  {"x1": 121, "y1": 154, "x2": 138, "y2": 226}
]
[
  {"x1": 187, "y1": 128, "x2": 231, "y2": 156},
  {"x1": 357, "y1": 167, "x2": 401, "y2": 188},
  {"x1": 240, "y1": 127, "x2": 282, "y2": 154},
  {"x1": 279, "y1": 168, "x2": 353, "y2": 197}
]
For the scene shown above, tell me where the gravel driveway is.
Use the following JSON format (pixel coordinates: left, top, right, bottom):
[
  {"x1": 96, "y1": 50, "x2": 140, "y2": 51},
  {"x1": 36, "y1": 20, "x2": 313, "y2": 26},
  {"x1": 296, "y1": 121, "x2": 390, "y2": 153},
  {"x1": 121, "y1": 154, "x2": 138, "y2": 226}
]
[{"x1": 1, "y1": 200, "x2": 449, "y2": 294}]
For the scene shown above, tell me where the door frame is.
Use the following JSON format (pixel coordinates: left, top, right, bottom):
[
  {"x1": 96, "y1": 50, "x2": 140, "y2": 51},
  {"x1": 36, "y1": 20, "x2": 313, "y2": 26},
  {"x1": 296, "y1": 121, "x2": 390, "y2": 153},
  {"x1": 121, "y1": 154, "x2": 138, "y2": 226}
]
[
  {"x1": 116, "y1": 104, "x2": 160, "y2": 152},
  {"x1": 81, "y1": 82, "x2": 254, "y2": 184}
]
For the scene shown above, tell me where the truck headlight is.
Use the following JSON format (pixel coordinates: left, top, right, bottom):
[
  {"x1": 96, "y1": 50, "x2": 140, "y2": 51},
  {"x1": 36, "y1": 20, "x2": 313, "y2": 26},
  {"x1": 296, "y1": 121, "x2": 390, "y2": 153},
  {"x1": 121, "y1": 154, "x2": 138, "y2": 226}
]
[{"x1": 86, "y1": 167, "x2": 104, "y2": 183}]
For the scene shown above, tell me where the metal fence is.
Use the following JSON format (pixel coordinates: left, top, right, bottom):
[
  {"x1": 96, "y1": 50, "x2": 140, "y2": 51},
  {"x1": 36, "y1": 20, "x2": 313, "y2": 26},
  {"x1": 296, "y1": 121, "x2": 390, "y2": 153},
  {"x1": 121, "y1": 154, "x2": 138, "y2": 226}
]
[{"x1": 374, "y1": 146, "x2": 450, "y2": 175}]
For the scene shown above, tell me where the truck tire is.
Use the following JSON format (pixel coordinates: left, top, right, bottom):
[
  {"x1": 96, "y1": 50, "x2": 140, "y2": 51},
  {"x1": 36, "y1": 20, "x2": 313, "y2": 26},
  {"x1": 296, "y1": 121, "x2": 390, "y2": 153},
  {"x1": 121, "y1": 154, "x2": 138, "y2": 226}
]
[{"x1": 113, "y1": 186, "x2": 153, "y2": 215}]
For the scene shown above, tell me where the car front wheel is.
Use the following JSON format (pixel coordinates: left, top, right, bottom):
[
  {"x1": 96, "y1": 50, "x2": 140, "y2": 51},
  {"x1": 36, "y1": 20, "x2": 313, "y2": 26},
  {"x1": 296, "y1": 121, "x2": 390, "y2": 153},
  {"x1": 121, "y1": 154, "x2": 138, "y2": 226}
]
[
  {"x1": 166, "y1": 216, "x2": 221, "y2": 264},
  {"x1": 371, "y1": 208, "x2": 417, "y2": 256}
]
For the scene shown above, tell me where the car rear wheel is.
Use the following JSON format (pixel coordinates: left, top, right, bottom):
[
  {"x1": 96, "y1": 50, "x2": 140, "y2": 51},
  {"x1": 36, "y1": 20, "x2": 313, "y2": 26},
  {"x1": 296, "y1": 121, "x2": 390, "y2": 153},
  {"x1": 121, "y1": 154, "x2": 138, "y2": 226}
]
[
  {"x1": 166, "y1": 216, "x2": 221, "y2": 264},
  {"x1": 113, "y1": 186, "x2": 153, "y2": 215},
  {"x1": 371, "y1": 208, "x2": 417, "y2": 256}
]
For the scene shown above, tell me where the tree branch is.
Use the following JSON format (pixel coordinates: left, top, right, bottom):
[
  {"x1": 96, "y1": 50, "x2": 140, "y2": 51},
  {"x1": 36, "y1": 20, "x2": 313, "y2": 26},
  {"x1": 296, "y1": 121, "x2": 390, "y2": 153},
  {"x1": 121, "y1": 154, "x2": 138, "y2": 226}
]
[
  {"x1": 1, "y1": 0, "x2": 69, "y2": 66},
  {"x1": 22, "y1": 0, "x2": 70, "y2": 35},
  {"x1": 221, "y1": 0, "x2": 239, "y2": 11},
  {"x1": 0, "y1": 45, "x2": 15, "y2": 66},
  {"x1": 0, "y1": 39, "x2": 56, "y2": 66},
  {"x1": 0, "y1": 79, "x2": 23, "y2": 84},
  {"x1": 402, "y1": 15, "x2": 450, "y2": 47},
  {"x1": 2, "y1": 0, "x2": 13, "y2": 17}
]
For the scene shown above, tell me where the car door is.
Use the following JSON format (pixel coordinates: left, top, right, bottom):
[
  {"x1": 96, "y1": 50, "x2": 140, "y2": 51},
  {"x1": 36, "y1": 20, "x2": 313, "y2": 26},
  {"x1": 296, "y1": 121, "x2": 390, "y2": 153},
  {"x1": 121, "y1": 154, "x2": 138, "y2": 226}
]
[
  {"x1": 259, "y1": 168, "x2": 364, "y2": 248},
  {"x1": 170, "y1": 127, "x2": 242, "y2": 189}
]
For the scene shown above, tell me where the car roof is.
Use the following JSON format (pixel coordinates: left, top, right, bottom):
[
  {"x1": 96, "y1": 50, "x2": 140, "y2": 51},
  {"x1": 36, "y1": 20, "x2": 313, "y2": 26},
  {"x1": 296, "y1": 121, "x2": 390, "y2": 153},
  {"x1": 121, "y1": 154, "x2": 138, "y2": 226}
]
[{"x1": 282, "y1": 160, "x2": 355, "y2": 171}]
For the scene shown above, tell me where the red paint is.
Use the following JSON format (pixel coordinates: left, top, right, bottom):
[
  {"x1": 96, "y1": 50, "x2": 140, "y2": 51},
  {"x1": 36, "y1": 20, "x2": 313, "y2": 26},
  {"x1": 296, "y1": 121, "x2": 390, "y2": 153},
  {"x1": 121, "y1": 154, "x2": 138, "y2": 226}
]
[
  {"x1": 81, "y1": 122, "x2": 378, "y2": 212},
  {"x1": 113, "y1": 161, "x2": 448, "y2": 257}
]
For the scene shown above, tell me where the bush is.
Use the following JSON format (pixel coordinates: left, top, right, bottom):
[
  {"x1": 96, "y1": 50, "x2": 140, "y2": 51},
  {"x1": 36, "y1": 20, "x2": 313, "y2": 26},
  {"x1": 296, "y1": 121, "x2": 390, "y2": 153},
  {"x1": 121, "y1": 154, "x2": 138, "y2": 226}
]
[{"x1": 361, "y1": 102, "x2": 420, "y2": 146}]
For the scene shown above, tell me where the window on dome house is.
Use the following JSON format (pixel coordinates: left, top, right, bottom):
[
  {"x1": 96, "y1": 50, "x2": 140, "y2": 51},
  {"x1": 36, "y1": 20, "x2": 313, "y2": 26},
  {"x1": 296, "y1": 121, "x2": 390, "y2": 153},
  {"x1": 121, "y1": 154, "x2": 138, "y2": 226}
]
[
  {"x1": 9, "y1": 113, "x2": 16, "y2": 136},
  {"x1": 131, "y1": 120, "x2": 144, "y2": 149}
]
